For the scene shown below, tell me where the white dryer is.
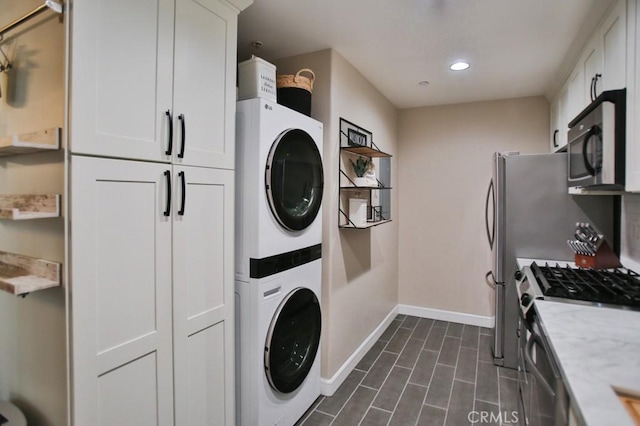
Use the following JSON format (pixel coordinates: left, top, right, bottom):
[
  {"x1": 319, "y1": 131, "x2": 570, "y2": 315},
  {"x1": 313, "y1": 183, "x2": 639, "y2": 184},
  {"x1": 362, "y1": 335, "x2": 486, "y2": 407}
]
[
  {"x1": 235, "y1": 260, "x2": 322, "y2": 426},
  {"x1": 235, "y1": 98, "x2": 323, "y2": 282}
]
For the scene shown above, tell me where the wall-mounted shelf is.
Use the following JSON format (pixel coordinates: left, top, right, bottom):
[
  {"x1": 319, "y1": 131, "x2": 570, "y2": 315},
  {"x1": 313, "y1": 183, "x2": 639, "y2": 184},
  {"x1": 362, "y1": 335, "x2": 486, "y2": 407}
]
[
  {"x1": 0, "y1": 251, "x2": 61, "y2": 296},
  {"x1": 339, "y1": 118, "x2": 392, "y2": 229},
  {"x1": 0, "y1": 194, "x2": 61, "y2": 220},
  {"x1": 0, "y1": 127, "x2": 61, "y2": 157},
  {"x1": 340, "y1": 219, "x2": 392, "y2": 229}
]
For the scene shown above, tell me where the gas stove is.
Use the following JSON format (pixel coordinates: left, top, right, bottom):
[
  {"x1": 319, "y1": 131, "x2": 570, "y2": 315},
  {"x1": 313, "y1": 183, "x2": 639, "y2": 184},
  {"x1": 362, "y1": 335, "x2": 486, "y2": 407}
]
[{"x1": 516, "y1": 261, "x2": 640, "y2": 316}]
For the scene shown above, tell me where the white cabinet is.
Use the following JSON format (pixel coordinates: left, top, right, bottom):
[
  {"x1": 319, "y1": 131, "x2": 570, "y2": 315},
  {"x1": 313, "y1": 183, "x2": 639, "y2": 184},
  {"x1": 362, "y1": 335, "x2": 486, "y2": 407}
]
[
  {"x1": 549, "y1": 83, "x2": 570, "y2": 152},
  {"x1": 70, "y1": 157, "x2": 174, "y2": 425},
  {"x1": 172, "y1": 166, "x2": 235, "y2": 425},
  {"x1": 570, "y1": 0, "x2": 626, "y2": 118},
  {"x1": 70, "y1": 0, "x2": 238, "y2": 169},
  {"x1": 70, "y1": 157, "x2": 235, "y2": 424}
]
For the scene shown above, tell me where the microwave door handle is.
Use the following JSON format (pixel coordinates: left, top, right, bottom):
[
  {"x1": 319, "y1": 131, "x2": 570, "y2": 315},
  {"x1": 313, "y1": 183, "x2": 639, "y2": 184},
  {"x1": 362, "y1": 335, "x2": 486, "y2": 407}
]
[
  {"x1": 485, "y1": 179, "x2": 495, "y2": 247},
  {"x1": 524, "y1": 329, "x2": 556, "y2": 399},
  {"x1": 581, "y1": 125, "x2": 600, "y2": 176}
]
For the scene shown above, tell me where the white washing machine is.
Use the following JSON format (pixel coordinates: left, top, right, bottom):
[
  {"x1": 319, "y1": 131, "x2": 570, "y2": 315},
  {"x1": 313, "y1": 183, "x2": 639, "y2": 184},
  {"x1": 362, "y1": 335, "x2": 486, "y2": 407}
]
[
  {"x1": 235, "y1": 260, "x2": 322, "y2": 426},
  {"x1": 235, "y1": 98, "x2": 323, "y2": 282}
]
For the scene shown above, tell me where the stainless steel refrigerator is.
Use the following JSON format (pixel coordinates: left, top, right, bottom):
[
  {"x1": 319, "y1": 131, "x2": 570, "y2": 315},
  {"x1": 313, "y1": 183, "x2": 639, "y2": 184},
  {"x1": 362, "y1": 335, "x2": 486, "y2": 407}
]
[{"x1": 485, "y1": 152, "x2": 616, "y2": 369}]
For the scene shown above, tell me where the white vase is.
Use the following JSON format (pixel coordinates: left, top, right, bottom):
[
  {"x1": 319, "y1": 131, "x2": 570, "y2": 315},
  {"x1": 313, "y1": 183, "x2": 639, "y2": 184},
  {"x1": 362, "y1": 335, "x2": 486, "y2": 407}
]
[{"x1": 353, "y1": 177, "x2": 369, "y2": 187}]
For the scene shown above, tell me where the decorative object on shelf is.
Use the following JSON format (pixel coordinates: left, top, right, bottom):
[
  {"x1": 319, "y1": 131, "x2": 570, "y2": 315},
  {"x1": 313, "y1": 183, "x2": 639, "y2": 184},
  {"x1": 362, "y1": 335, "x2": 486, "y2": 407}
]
[
  {"x1": 276, "y1": 68, "x2": 315, "y2": 116},
  {"x1": 348, "y1": 198, "x2": 367, "y2": 227},
  {"x1": 0, "y1": 127, "x2": 61, "y2": 157},
  {"x1": 237, "y1": 55, "x2": 277, "y2": 102},
  {"x1": 0, "y1": 250, "x2": 61, "y2": 296},
  {"x1": 0, "y1": 194, "x2": 61, "y2": 220},
  {"x1": 339, "y1": 117, "x2": 392, "y2": 229}
]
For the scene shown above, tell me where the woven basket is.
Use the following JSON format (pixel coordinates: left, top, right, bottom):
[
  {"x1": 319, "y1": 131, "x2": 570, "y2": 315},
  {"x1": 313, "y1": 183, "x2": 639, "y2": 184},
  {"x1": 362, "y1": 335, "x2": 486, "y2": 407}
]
[{"x1": 276, "y1": 68, "x2": 315, "y2": 93}]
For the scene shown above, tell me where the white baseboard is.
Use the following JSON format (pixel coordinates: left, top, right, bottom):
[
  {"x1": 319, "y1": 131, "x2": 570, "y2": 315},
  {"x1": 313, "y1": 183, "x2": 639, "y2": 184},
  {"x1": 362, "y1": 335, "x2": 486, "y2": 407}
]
[
  {"x1": 398, "y1": 304, "x2": 495, "y2": 328},
  {"x1": 319, "y1": 304, "x2": 494, "y2": 396},
  {"x1": 319, "y1": 305, "x2": 399, "y2": 396}
]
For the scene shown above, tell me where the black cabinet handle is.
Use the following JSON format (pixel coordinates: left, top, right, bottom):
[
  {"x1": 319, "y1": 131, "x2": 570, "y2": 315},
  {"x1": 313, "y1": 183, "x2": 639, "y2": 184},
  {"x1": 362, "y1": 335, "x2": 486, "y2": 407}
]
[
  {"x1": 165, "y1": 110, "x2": 173, "y2": 156},
  {"x1": 593, "y1": 73, "x2": 602, "y2": 101},
  {"x1": 178, "y1": 114, "x2": 186, "y2": 159},
  {"x1": 553, "y1": 129, "x2": 559, "y2": 148},
  {"x1": 589, "y1": 77, "x2": 595, "y2": 102},
  {"x1": 178, "y1": 171, "x2": 186, "y2": 216},
  {"x1": 164, "y1": 170, "x2": 172, "y2": 216}
]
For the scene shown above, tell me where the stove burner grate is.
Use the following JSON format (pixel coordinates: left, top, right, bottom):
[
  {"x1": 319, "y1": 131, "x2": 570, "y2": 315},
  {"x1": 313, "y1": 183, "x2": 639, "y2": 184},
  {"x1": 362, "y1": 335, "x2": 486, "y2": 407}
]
[{"x1": 531, "y1": 262, "x2": 640, "y2": 308}]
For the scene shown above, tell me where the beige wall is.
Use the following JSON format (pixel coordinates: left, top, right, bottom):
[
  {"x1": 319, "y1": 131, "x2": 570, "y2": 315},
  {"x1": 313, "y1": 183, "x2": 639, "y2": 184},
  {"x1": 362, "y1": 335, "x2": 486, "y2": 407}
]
[
  {"x1": 0, "y1": 1, "x2": 67, "y2": 425},
  {"x1": 397, "y1": 97, "x2": 549, "y2": 317},
  {"x1": 274, "y1": 49, "x2": 399, "y2": 379}
]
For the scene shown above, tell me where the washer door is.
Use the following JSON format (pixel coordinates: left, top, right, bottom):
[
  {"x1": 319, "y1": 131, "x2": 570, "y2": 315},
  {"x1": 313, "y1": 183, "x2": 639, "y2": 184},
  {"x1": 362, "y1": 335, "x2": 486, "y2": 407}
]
[
  {"x1": 264, "y1": 287, "x2": 321, "y2": 394},
  {"x1": 265, "y1": 129, "x2": 324, "y2": 231}
]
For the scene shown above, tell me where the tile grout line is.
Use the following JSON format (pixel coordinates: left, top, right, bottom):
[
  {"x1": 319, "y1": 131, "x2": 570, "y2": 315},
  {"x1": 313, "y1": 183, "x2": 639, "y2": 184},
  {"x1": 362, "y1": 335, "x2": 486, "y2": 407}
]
[
  {"x1": 414, "y1": 321, "x2": 451, "y2": 426},
  {"x1": 471, "y1": 325, "x2": 480, "y2": 423},
  {"x1": 328, "y1": 322, "x2": 403, "y2": 426},
  {"x1": 358, "y1": 316, "x2": 418, "y2": 426},
  {"x1": 441, "y1": 323, "x2": 464, "y2": 426},
  {"x1": 383, "y1": 319, "x2": 435, "y2": 426}
]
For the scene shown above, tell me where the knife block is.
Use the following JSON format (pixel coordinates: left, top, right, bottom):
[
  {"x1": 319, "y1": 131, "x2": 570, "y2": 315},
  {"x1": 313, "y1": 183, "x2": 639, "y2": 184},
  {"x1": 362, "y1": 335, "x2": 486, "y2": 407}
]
[{"x1": 575, "y1": 240, "x2": 621, "y2": 269}]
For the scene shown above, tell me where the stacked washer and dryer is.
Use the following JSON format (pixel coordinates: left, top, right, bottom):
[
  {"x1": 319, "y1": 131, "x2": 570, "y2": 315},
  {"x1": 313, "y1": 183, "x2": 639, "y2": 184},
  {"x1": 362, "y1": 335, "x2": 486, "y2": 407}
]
[{"x1": 235, "y1": 98, "x2": 324, "y2": 426}]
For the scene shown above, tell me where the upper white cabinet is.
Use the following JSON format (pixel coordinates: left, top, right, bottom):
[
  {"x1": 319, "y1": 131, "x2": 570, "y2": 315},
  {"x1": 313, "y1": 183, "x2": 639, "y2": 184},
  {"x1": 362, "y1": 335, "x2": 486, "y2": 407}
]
[
  {"x1": 70, "y1": 0, "x2": 238, "y2": 169},
  {"x1": 550, "y1": 83, "x2": 570, "y2": 152},
  {"x1": 570, "y1": 0, "x2": 626, "y2": 120},
  {"x1": 551, "y1": 0, "x2": 627, "y2": 153}
]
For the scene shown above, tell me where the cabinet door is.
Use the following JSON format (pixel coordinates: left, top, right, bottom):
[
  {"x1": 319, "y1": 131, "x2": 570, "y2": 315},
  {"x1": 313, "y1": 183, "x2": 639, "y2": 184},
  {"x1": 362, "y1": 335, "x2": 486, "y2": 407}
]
[
  {"x1": 582, "y1": 39, "x2": 603, "y2": 104},
  {"x1": 172, "y1": 166, "x2": 235, "y2": 425},
  {"x1": 70, "y1": 0, "x2": 175, "y2": 162},
  {"x1": 70, "y1": 156, "x2": 174, "y2": 425},
  {"x1": 567, "y1": 66, "x2": 585, "y2": 123},
  {"x1": 173, "y1": 0, "x2": 238, "y2": 169},
  {"x1": 601, "y1": 0, "x2": 626, "y2": 92}
]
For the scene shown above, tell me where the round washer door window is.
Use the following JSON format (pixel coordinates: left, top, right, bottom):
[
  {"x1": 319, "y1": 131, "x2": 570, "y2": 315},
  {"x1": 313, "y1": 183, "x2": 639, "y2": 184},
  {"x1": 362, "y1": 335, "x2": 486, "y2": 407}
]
[
  {"x1": 266, "y1": 129, "x2": 324, "y2": 231},
  {"x1": 264, "y1": 287, "x2": 321, "y2": 394}
]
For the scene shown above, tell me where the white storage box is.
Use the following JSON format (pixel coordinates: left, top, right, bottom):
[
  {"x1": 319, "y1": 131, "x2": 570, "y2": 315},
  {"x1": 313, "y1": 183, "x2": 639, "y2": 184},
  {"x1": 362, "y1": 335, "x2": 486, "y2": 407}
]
[
  {"x1": 237, "y1": 56, "x2": 277, "y2": 102},
  {"x1": 349, "y1": 198, "x2": 368, "y2": 227}
]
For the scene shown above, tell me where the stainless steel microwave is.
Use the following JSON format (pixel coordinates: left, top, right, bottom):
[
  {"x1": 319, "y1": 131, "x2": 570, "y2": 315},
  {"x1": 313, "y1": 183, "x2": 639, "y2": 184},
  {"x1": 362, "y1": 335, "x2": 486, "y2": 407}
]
[{"x1": 567, "y1": 89, "x2": 626, "y2": 190}]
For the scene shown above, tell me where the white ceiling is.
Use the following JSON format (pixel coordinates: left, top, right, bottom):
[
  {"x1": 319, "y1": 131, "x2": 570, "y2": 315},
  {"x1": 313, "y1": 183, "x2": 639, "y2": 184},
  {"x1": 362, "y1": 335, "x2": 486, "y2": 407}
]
[{"x1": 237, "y1": 0, "x2": 613, "y2": 109}]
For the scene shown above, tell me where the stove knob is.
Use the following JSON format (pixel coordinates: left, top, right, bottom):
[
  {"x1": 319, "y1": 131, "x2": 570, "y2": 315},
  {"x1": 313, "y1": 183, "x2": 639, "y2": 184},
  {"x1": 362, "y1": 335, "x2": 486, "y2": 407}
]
[
  {"x1": 520, "y1": 293, "x2": 532, "y2": 307},
  {"x1": 514, "y1": 270, "x2": 523, "y2": 281}
]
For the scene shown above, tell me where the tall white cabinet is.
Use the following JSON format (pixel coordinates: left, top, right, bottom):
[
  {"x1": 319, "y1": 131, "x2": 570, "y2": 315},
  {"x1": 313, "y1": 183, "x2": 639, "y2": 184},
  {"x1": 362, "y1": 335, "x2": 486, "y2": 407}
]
[{"x1": 67, "y1": 0, "x2": 250, "y2": 424}]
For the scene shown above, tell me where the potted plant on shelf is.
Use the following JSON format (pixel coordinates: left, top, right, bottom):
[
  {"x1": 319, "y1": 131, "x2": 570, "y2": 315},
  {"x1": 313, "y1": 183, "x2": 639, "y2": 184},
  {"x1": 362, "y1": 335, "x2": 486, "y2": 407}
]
[{"x1": 350, "y1": 156, "x2": 376, "y2": 187}]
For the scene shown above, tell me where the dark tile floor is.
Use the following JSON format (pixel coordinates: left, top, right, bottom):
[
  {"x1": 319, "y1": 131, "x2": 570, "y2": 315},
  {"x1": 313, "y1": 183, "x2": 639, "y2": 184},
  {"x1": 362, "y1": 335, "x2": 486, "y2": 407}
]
[{"x1": 297, "y1": 315, "x2": 521, "y2": 426}]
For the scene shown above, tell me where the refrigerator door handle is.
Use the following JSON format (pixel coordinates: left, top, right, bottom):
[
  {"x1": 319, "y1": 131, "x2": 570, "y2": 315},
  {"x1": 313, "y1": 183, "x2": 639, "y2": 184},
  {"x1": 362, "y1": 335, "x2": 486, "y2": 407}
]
[{"x1": 485, "y1": 179, "x2": 495, "y2": 248}]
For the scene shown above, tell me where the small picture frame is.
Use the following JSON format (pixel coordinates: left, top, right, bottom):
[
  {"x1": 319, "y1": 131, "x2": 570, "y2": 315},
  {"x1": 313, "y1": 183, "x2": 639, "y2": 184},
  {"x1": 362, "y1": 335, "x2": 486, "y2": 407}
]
[{"x1": 347, "y1": 128, "x2": 367, "y2": 147}]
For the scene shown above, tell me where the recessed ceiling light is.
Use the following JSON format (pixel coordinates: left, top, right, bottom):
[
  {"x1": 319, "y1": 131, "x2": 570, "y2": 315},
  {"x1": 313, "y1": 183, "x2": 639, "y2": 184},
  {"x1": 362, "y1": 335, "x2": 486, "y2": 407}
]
[{"x1": 450, "y1": 61, "x2": 470, "y2": 71}]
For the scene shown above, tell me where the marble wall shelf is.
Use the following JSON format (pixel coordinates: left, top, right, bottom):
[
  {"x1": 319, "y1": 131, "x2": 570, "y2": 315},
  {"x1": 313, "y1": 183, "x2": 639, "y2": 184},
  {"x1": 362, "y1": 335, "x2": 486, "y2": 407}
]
[
  {"x1": 0, "y1": 194, "x2": 61, "y2": 220},
  {"x1": 0, "y1": 251, "x2": 61, "y2": 296},
  {"x1": 0, "y1": 127, "x2": 61, "y2": 157}
]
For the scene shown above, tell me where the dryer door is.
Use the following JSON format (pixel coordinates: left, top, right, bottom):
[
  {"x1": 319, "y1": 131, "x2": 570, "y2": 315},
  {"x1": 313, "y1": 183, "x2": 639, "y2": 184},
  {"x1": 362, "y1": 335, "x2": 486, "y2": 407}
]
[
  {"x1": 265, "y1": 129, "x2": 324, "y2": 231},
  {"x1": 264, "y1": 287, "x2": 321, "y2": 394}
]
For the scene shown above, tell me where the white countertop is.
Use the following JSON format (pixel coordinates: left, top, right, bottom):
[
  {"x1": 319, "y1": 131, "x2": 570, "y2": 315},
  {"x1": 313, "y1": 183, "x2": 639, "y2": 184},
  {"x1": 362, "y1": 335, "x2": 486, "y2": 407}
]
[{"x1": 534, "y1": 300, "x2": 640, "y2": 425}]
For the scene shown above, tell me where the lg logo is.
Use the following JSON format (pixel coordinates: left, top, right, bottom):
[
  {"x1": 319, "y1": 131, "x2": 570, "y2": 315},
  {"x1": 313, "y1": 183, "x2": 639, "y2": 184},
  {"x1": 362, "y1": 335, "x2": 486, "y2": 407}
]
[
  {"x1": 264, "y1": 104, "x2": 273, "y2": 110},
  {"x1": 467, "y1": 410, "x2": 519, "y2": 424}
]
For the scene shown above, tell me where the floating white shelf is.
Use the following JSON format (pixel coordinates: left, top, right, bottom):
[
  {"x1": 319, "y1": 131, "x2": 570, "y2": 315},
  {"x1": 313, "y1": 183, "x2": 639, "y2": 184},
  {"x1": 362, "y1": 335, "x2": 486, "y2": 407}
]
[
  {"x1": 0, "y1": 194, "x2": 61, "y2": 220},
  {"x1": 0, "y1": 127, "x2": 61, "y2": 157},
  {"x1": 0, "y1": 251, "x2": 61, "y2": 296}
]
